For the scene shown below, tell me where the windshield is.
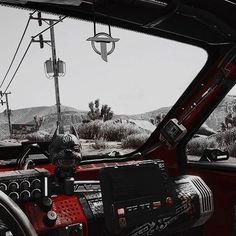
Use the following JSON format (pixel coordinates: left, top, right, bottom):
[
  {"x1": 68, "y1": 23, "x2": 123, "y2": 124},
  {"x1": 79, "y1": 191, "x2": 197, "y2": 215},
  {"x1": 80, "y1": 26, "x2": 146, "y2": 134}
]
[{"x1": 0, "y1": 8, "x2": 207, "y2": 156}]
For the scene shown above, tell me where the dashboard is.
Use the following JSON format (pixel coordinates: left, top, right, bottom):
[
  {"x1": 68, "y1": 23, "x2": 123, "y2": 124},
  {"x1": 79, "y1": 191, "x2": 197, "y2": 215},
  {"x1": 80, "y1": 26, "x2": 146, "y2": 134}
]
[{"x1": 0, "y1": 159, "x2": 214, "y2": 236}]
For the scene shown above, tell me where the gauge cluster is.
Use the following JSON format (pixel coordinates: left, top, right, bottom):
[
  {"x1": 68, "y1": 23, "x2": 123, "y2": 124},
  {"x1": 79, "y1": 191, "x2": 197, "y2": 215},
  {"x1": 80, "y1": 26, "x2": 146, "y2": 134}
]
[{"x1": 0, "y1": 168, "x2": 50, "y2": 202}]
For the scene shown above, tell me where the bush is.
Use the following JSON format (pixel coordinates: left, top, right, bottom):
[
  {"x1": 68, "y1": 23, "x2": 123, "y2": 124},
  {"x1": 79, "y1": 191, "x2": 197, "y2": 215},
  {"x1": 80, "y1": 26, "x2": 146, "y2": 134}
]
[
  {"x1": 77, "y1": 120, "x2": 103, "y2": 139},
  {"x1": 227, "y1": 143, "x2": 236, "y2": 157},
  {"x1": 215, "y1": 128, "x2": 236, "y2": 147},
  {"x1": 24, "y1": 131, "x2": 51, "y2": 142},
  {"x1": 121, "y1": 133, "x2": 149, "y2": 149},
  {"x1": 101, "y1": 121, "x2": 142, "y2": 141},
  {"x1": 186, "y1": 137, "x2": 218, "y2": 156},
  {"x1": 77, "y1": 120, "x2": 143, "y2": 142}
]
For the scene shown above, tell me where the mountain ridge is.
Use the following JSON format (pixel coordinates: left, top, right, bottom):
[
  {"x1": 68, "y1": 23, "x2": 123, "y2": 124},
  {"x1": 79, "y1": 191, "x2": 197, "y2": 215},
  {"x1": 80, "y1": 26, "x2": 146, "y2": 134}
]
[{"x1": 1, "y1": 94, "x2": 236, "y2": 140}]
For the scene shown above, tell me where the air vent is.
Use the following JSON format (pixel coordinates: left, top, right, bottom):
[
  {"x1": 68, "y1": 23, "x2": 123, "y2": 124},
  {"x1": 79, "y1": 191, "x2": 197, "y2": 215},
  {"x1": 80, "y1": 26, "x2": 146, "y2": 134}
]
[
  {"x1": 189, "y1": 176, "x2": 213, "y2": 213},
  {"x1": 187, "y1": 175, "x2": 214, "y2": 227}
]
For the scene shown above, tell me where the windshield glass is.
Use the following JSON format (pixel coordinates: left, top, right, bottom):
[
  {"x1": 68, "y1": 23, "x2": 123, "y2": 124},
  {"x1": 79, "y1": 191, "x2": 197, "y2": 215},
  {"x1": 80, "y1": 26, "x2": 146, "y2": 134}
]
[{"x1": 0, "y1": 8, "x2": 207, "y2": 156}]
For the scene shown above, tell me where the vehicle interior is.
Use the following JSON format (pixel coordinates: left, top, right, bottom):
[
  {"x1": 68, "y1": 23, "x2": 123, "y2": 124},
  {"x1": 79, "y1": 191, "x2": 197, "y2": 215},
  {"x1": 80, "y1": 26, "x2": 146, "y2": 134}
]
[{"x1": 0, "y1": 0, "x2": 236, "y2": 235}]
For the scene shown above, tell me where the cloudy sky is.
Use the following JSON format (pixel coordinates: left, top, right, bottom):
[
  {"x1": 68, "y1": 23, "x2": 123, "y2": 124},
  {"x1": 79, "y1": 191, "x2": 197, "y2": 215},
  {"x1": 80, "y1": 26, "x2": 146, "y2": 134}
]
[{"x1": 0, "y1": 5, "x2": 207, "y2": 115}]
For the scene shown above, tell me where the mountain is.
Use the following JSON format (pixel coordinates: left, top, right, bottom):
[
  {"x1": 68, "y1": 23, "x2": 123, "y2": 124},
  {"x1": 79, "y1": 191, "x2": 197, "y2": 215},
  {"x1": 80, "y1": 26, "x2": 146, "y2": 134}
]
[
  {"x1": 115, "y1": 95, "x2": 236, "y2": 132},
  {"x1": 0, "y1": 105, "x2": 80, "y2": 124},
  {"x1": 115, "y1": 107, "x2": 170, "y2": 121},
  {"x1": 0, "y1": 95, "x2": 235, "y2": 140},
  {"x1": 0, "y1": 105, "x2": 87, "y2": 140}
]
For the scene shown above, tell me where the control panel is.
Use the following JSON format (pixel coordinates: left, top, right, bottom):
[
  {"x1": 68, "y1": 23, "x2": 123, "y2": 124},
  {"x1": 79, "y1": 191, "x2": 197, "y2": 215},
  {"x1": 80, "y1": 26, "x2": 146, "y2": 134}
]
[
  {"x1": 0, "y1": 168, "x2": 50, "y2": 202},
  {"x1": 99, "y1": 160, "x2": 213, "y2": 235},
  {"x1": 99, "y1": 160, "x2": 176, "y2": 234}
]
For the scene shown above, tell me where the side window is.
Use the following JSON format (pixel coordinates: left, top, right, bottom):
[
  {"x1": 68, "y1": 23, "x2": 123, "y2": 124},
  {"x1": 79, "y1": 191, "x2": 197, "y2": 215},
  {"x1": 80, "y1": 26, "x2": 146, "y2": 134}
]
[{"x1": 187, "y1": 93, "x2": 236, "y2": 163}]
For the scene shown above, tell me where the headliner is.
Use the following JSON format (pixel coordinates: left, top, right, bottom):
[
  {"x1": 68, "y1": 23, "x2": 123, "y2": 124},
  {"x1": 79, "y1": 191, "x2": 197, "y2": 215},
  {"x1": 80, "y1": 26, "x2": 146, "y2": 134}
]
[{"x1": 0, "y1": 0, "x2": 236, "y2": 47}]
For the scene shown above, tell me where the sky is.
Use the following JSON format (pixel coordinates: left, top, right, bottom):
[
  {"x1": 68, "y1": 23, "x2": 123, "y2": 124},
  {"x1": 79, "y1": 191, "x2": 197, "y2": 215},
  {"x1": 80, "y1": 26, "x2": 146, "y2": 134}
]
[{"x1": 0, "y1": 5, "x2": 208, "y2": 115}]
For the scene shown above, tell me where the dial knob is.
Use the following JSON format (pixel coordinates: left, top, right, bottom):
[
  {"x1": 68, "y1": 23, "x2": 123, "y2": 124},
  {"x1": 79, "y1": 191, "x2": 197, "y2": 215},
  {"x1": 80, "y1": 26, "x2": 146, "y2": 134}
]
[
  {"x1": 20, "y1": 180, "x2": 30, "y2": 190},
  {"x1": 41, "y1": 197, "x2": 53, "y2": 212},
  {"x1": 31, "y1": 189, "x2": 41, "y2": 199},
  {"x1": 44, "y1": 210, "x2": 57, "y2": 227},
  {"x1": 20, "y1": 190, "x2": 30, "y2": 201},
  {"x1": 31, "y1": 179, "x2": 41, "y2": 189},
  {"x1": 0, "y1": 183, "x2": 7, "y2": 192},
  {"x1": 9, "y1": 192, "x2": 19, "y2": 201},
  {"x1": 8, "y1": 182, "x2": 19, "y2": 192}
]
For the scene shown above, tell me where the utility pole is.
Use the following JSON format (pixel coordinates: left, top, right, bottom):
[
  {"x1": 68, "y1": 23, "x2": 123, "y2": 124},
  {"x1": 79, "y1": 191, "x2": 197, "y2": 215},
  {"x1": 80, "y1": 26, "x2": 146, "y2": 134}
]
[
  {"x1": 31, "y1": 13, "x2": 64, "y2": 133},
  {"x1": 49, "y1": 20, "x2": 63, "y2": 133},
  {"x1": 0, "y1": 91, "x2": 12, "y2": 138}
]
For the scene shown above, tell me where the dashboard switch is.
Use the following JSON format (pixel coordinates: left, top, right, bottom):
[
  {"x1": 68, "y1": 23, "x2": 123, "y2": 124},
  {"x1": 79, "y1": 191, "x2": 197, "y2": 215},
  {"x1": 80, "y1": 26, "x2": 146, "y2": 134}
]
[
  {"x1": 20, "y1": 190, "x2": 30, "y2": 201},
  {"x1": 8, "y1": 182, "x2": 19, "y2": 192},
  {"x1": 31, "y1": 189, "x2": 42, "y2": 199},
  {"x1": 44, "y1": 210, "x2": 57, "y2": 227},
  {"x1": 41, "y1": 196, "x2": 53, "y2": 211}
]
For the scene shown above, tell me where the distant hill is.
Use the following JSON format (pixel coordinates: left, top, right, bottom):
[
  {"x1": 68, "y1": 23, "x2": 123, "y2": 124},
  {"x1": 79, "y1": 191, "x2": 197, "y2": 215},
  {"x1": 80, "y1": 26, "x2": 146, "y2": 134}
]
[
  {"x1": 0, "y1": 105, "x2": 80, "y2": 124},
  {"x1": 0, "y1": 105, "x2": 87, "y2": 140},
  {"x1": 115, "y1": 95, "x2": 236, "y2": 132},
  {"x1": 115, "y1": 107, "x2": 170, "y2": 121},
  {"x1": 1, "y1": 95, "x2": 235, "y2": 140},
  {"x1": 125, "y1": 95, "x2": 236, "y2": 132}
]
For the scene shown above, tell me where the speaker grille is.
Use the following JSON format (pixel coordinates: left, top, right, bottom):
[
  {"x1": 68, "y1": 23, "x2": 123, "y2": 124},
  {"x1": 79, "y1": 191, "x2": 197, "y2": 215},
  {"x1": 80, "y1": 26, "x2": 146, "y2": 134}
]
[{"x1": 53, "y1": 196, "x2": 82, "y2": 225}]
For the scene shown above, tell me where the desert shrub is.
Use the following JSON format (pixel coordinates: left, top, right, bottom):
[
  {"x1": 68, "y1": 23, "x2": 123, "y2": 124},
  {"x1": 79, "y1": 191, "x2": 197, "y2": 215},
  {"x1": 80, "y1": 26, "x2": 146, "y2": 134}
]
[
  {"x1": 215, "y1": 128, "x2": 236, "y2": 146},
  {"x1": 25, "y1": 131, "x2": 51, "y2": 142},
  {"x1": 101, "y1": 121, "x2": 142, "y2": 141},
  {"x1": 92, "y1": 138, "x2": 106, "y2": 149},
  {"x1": 121, "y1": 133, "x2": 149, "y2": 149},
  {"x1": 227, "y1": 143, "x2": 236, "y2": 157},
  {"x1": 77, "y1": 120, "x2": 143, "y2": 141},
  {"x1": 215, "y1": 133, "x2": 224, "y2": 147},
  {"x1": 186, "y1": 137, "x2": 218, "y2": 156},
  {"x1": 77, "y1": 120, "x2": 103, "y2": 139},
  {"x1": 222, "y1": 131, "x2": 234, "y2": 146}
]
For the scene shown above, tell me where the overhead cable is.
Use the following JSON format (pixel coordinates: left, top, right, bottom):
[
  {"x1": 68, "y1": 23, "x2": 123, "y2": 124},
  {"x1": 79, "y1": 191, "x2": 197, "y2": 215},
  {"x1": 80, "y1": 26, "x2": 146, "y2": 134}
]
[
  {"x1": 0, "y1": 11, "x2": 36, "y2": 89},
  {"x1": 0, "y1": 14, "x2": 67, "y2": 101},
  {"x1": 0, "y1": 40, "x2": 33, "y2": 101},
  {"x1": 32, "y1": 15, "x2": 67, "y2": 40}
]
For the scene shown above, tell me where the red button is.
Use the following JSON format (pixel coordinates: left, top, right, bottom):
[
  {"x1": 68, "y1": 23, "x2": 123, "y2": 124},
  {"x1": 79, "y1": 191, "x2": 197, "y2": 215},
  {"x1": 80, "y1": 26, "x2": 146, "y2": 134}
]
[
  {"x1": 152, "y1": 201, "x2": 161, "y2": 209},
  {"x1": 166, "y1": 197, "x2": 174, "y2": 205},
  {"x1": 117, "y1": 208, "x2": 125, "y2": 216}
]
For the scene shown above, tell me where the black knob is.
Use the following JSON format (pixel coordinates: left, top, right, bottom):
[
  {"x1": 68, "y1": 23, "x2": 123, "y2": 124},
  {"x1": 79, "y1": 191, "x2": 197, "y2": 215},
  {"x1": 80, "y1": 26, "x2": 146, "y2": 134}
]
[
  {"x1": 31, "y1": 189, "x2": 42, "y2": 199},
  {"x1": 41, "y1": 197, "x2": 53, "y2": 212},
  {"x1": 64, "y1": 177, "x2": 75, "y2": 195},
  {"x1": 20, "y1": 190, "x2": 30, "y2": 201},
  {"x1": 31, "y1": 179, "x2": 41, "y2": 189},
  {"x1": 44, "y1": 210, "x2": 57, "y2": 227},
  {"x1": 9, "y1": 192, "x2": 19, "y2": 202},
  {"x1": 8, "y1": 182, "x2": 19, "y2": 192},
  {"x1": 20, "y1": 181, "x2": 30, "y2": 190},
  {"x1": 0, "y1": 183, "x2": 7, "y2": 192}
]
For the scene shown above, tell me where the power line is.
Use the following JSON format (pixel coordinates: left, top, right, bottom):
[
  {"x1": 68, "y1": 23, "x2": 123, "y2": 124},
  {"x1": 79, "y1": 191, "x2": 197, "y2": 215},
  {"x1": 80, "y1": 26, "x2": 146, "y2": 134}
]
[
  {"x1": 0, "y1": 14, "x2": 67, "y2": 101},
  {"x1": 0, "y1": 40, "x2": 33, "y2": 101},
  {"x1": 32, "y1": 15, "x2": 67, "y2": 40},
  {"x1": 0, "y1": 11, "x2": 36, "y2": 89}
]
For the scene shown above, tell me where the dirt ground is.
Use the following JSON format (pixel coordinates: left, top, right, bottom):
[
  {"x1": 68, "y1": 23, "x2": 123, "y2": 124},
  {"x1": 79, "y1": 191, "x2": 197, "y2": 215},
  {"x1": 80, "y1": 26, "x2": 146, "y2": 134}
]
[{"x1": 80, "y1": 139, "x2": 135, "y2": 156}]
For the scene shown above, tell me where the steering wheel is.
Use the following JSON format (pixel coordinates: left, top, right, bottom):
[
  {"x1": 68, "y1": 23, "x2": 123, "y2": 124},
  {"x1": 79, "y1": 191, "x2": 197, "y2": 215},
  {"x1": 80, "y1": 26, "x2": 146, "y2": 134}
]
[{"x1": 0, "y1": 190, "x2": 37, "y2": 236}]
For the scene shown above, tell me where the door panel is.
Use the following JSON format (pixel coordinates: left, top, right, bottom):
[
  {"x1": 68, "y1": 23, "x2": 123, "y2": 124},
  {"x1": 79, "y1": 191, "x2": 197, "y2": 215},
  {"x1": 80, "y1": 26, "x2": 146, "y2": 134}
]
[{"x1": 187, "y1": 164, "x2": 236, "y2": 236}]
